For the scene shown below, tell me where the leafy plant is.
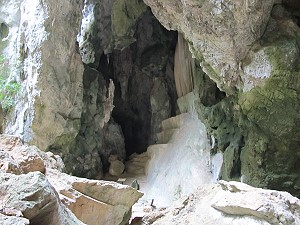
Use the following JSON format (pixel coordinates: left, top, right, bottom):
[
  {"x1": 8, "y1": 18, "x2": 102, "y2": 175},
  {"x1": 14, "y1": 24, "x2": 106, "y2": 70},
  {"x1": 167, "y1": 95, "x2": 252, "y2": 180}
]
[{"x1": 0, "y1": 55, "x2": 21, "y2": 112}]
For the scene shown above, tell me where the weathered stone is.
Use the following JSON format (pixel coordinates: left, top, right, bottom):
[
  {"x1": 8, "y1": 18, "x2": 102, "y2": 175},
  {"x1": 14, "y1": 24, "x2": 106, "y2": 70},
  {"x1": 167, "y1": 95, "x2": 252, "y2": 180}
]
[
  {"x1": 0, "y1": 135, "x2": 143, "y2": 225},
  {"x1": 0, "y1": 171, "x2": 85, "y2": 225},
  {"x1": 212, "y1": 181, "x2": 300, "y2": 225},
  {"x1": 109, "y1": 159, "x2": 125, "y2": 176},
  {"x1": 0, "y1": 134, "x2": 64, "y2": 174},
  {"x1": 111, "y1": 10, "x2": 177, "y2": 156},
  {"x1": 46, "y1": 169, "x2": 143, "y2": 225},
  {"x1": 66, "y1": 66, "x2": 125, "y2": 178},
  {"x1": 5, "y1": 145, "x2": 45, "y2": 174},
  {"x1": 144, "y1": 1, "x2": 300, "y2": 196},
  {"x1": 2, "y1": 0, "x2": 84, "y2": 155},
  {"x1": 111, "y1": 0, "x2": 148, "y2": 49},
  {"x1": 150, "y1": 78, "x2": 171, "y2": 144},
  {"x1": 145, "y1": 181, "x2": 300, "y2": 225},
  {"x1": 174, "y1": 33, "x2": 194, "y2": 97},
  {"x1": 0, "y1": 157, "x2": 20, "y2": 174},
  {"x1": 0, "y1": 214, "x2": 30, "y2": 225},
  {"x1": 77, "y1": 0, "x2": 147, "y2": 66},
  {"x1": 143, "y1": 0, "x2": 276, "y2": 92}
]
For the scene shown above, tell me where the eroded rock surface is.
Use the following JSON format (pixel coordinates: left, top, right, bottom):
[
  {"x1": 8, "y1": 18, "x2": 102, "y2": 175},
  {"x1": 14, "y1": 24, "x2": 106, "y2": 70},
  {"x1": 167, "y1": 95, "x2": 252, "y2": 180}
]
[
  {"x1": 1, "y1": 0, "x2": 84, "y2": 155},
  {"x1": 143, "y1": 0, "x2": 276, "y2": 92},
  {"x1": 0, "y1": 135, "x2": 143, "y2": 225},
  {"x1": 144, "y1": 181, "x2": 300, "y2": 225},
  {"x1": 0, "y1": 171, "x2": 84, "y2": 225},
  {"x1": 47, "y1": 169, "x2": 143, "y2": 225}
]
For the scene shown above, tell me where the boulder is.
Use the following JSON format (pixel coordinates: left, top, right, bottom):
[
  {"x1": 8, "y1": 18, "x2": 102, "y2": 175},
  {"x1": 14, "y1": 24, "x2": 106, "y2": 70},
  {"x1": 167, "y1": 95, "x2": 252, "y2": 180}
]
[
  {"x1": 46, "y1": 169, "x2": 143, "y2": 225},
  {"x1": 109, "y1": 160, "x2": 125, "y2": 176},
  {"x1": 0, "y1": 171, "x2": 84, "y2": 225},
  {"x1": 0, "y1": 135, "x2": 64, "y2": 174}
]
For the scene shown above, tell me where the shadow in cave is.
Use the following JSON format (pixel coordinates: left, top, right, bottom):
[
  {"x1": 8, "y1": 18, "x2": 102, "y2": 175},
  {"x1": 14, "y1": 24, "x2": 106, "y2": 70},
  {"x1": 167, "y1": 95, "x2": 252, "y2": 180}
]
[{"x1": 98, "y1": 11, "x2": 178, "y2": 158}]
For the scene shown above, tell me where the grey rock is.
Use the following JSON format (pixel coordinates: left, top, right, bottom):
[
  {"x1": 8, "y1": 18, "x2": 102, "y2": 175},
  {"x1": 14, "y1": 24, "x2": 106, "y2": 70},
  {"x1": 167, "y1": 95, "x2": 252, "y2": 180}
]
[
  {"x1": 0, "y1": 171, "x2": 85, "y2": 225},
  {"x1": 109, "y1": 160, "x2": 125, "y2": 176}
]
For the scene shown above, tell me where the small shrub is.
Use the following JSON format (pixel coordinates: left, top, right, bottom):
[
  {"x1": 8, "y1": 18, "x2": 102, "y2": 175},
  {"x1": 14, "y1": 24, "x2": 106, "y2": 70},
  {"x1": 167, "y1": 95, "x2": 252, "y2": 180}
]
[{"x1": 0, "y1": 55, "x2": 21, "y2": 112}]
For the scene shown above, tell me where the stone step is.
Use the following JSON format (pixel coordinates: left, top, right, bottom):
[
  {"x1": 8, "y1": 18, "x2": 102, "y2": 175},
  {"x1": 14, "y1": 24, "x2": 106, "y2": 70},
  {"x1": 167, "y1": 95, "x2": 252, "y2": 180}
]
[
  {"x1": 156, "y1": 128, "x2": 178, "y2": 144},
  {"x1": 128, "y1": 152, "x2": 148, "y2": 160},
  {"x1": 147, "y1": 144, "x2": 168, "y2": 154},
  {"x1": 125, "y1": 161, "x2": 146, "y2": 169},
  {"x1": 127, "y1": 156, "x2": 149, "y2": 164},
  {"x1": 161, "y1": 113, "x2": 189, "y2": 130},
  {"x1": 124, "y1": 166, "x2": 145, "y2": 176}
]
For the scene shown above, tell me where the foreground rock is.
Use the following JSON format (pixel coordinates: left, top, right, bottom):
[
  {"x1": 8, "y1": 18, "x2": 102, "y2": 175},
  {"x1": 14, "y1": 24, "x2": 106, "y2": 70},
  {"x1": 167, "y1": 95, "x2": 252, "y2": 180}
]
[
  {"x1": 143, "y1": 181, "x2": 300, "y2": 225},
  {"x1": 0, "y1": 172, "x2": 84, "y2": 225},
  {"x1": 47, "y1": 169, "x2": 143, "y2": 225},
  {"x1": 0, "y1": 135, "x2": 143, "y2": 225}
]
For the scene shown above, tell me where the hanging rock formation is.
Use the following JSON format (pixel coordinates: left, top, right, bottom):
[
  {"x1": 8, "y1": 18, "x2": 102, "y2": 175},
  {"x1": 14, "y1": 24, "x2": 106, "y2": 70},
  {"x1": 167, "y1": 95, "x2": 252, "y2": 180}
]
[{"x1": 174, "y1": 33, "x2": 194, "y2": 98}]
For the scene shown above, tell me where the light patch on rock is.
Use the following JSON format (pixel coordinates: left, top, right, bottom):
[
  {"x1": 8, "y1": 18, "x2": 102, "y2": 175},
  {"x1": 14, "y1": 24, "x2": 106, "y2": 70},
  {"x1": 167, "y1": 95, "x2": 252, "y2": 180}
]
[
  {"x1": 144, "y1": 181, "x2": 300, "y2": 225},
  {"x1": 77, "y1": 0, "x2": 96, "y2": 64},
  {"x1": 242, "y1": 49, "x2": 272, "y2": 92},
  {"x1": 210, "y1": 152, "x2": 223, "y2": 182}
]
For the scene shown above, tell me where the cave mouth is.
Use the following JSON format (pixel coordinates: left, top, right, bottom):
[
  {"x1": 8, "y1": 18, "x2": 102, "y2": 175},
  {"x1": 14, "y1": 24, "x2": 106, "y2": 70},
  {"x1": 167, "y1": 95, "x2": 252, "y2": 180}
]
[{"x1": 98, "y1": 11, "x2": 178, "y2": 158}]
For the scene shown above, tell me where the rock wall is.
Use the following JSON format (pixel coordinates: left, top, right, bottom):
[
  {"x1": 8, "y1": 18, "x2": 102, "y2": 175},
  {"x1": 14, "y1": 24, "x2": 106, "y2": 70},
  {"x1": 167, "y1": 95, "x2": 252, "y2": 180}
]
[
  {"x1": 0, "y1": 0, "x2": 177, "y2": 179},
  {"x1": 144, "y1": 0, "x2": 300, "y2": 196},
  {"x1": 143, "y1": 0, "x2": 276, "y2": 93},
  {"x1": 47, "y1": 0, "x2": 178, "y2": 177},
  {"x1": 1, "y1": 0, "x2": 84, "y2": 153}
]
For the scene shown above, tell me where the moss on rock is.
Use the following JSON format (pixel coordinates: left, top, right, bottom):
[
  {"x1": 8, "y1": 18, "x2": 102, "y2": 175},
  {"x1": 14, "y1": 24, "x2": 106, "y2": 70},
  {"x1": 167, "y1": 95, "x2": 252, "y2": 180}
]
[{"x1": 111, "y1": 0, "x2": 147, "y2": 49}]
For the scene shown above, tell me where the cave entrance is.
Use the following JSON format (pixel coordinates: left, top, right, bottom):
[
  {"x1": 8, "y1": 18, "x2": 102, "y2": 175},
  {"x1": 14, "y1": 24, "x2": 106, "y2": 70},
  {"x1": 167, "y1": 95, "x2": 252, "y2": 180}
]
[{"x1": 98, "y1": 11, "x2": 178, "y2": 157}]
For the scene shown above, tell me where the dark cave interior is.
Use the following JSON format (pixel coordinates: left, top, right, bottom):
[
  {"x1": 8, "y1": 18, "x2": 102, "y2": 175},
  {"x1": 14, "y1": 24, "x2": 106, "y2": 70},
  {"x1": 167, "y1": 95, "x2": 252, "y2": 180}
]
[{"x1": 98, "y1": 11, "x2": 178, "y2": 157}]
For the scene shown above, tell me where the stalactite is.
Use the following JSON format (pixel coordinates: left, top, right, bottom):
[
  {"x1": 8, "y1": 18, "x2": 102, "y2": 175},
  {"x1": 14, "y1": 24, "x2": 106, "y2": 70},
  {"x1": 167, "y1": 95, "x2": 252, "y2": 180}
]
[{"x1": 174, "y1": 33, "x2": 195, "y2": 97}]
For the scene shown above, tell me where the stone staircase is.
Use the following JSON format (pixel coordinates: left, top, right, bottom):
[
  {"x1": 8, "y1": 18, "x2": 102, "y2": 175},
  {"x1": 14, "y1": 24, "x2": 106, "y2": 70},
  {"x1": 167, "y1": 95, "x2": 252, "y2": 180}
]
[
  {"x1": 123, "y1": 111, "x2": 215, "y2": 224},
  {"x1": 155, "y1": 113, "x2": 187, "y2": 144},
  {"x1": 125, "y1": 114, "x2": 188, "y2": 177},
  {"x1": 122, "y1": 114, "x2": 190, "y2": 222}
]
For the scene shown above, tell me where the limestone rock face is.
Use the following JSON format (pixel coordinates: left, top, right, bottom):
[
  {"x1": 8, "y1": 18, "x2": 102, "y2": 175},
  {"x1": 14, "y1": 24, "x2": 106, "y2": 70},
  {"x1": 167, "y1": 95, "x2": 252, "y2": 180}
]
[
  {"x1": 111, "y1": 10, "x2": 177, "y2": 155},
  {"x1": 144, "y1": 181, "x2": 300, "y2": 225},
  {"x1": 64, "y1": 66, "x2": 125, "y2": 178},
  {"x1": 1, "y1": 0, "x2": 84, "y2": 153},
  {"x1": 77, "y1": 0, "x2": 147, "y2": 66},
  {"x1": 0, "y1": 215, "x2": 30, "y2": 225},
  {"x1": 144, "y1": 0, "x2": 300, "y2": 196},
  {"x1": 143, "y1": 0, "x2": 276, "y2": 92}
]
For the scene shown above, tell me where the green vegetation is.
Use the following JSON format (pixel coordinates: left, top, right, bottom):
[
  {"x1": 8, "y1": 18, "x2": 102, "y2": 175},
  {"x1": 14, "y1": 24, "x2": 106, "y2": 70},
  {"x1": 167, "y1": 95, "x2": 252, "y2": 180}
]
[{"x1": 0, "y1": 55, "x2": 20, "y2": 112}]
